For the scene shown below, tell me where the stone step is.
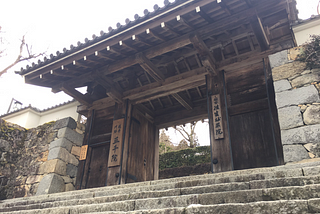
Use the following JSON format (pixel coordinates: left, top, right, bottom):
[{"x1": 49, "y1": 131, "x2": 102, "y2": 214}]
[
  {"x1": 2, "y1": 180, "x2": 320, "y2": 213},
  {"x1": 1, "y1": 161, "x2": 320, "y2": 213},
  {"x1": 2, "y1": 173, "x2": 319, "y2": 212},
  {"x1": 2, "y1": 161, "x2": 316, "y2": 208}
]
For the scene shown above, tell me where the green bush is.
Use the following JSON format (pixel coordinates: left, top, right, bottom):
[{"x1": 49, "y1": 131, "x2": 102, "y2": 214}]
[
  {"x1": 297, "y1": 35, "x2": 320, "y2": 69},
  {"x1": 159, "y1": 146, "x2": 211, "y2": 170}
]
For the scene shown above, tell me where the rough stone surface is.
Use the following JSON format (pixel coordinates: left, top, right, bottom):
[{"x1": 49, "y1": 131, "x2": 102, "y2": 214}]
[
  {"x1": 65, "y1": 183, "x2": 75, "y2": 192},
  {"x1": 278, "y1": 106, "x2": 304, "y2": 130},
  {"x1": 47, "y1": 147, "x2": 79, "y2": 166},
  {"x1": 276, "y1": 85, "x2": 320, "y2": 108},
  {"x1": 291, "y1": 73, "x2": 320, "y2": 88},
  {"x1": 26, "y1": 175, "x2": 43, "y2": 185},
  {"x1": 66, "y1": 164, "x2": 78, "y2": 178},
  {"x1": 281, "y1": 124, "x2": 320, "y2": 145},
  {"x1": 58, "y1": 127, "x2": 83, "y2": 146},
  {"x1": 36, "y1": 174, "x2": 65, "y2": 195},
  {"x1": 283, "y1": 145, "x2": 310, "y2": 163},
  {"x1": 273, "y1": 79, "x2": 292, "y2": 93},
  {"x1": 269, "y1": 50, "x2": 288, "y2": 68},
  {"x1": 62, "y1": 176, "x2": 73, "y2": 183},
  {"x1": 303, "y1": 105, "x2": 320, "y2": 125},
  {"x1": 38, "y1": 159, "x2": 67, "y2": 176},
  {"x1": 53, "y1": 117, "x2": 77, "y2": 130},
  {"x1": 272, "y1": 61, "x2": 306, "y2": 81},
  {"x1": 49, "y1": 138, "x2": 73, "y2": 152},
  {"x1": 71, "y1": 146, "x2": 81, "y2": 157},
  {"x1": 0, "y1": 139, "x2": 10, "y2": 152}
]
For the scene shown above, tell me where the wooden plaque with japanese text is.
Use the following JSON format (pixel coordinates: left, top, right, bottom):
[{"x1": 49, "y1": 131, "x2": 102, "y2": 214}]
[
  {"x1": 79, "y1": 145, "x2": 88, "y2": 161},
  {"x1": 211, "y1": 94, "x2": 224, "y2": 140},
  {"x1": 107, "y1": 118, "x2": 125, "y2": 167}
]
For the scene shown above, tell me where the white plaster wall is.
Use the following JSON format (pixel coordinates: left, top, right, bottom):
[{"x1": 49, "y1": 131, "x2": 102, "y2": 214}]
[
  {"x1": 293, "y1": 18, "x2": 320, "y2": 46},
  {"x1": 2, "y1": 110, "x2": 37, "y2": 128},
  {"x1": 38, "y1": 102, "x2": 79, "y2": 125},
  {"x1": 25, "y1": 111, "x2": 41, "y2": 129}
]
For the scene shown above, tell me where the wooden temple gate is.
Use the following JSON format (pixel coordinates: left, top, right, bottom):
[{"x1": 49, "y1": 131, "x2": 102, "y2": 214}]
[{"x1": 18, "y1": 0, "x2": 297, "y2": 189}]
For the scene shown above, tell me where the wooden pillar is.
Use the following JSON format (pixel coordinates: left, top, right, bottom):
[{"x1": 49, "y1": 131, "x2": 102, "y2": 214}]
[
  {"x1": 106, "y1": 101, "x2": 131, "y2": 186},
  {"x1": 207, "y1": 72, "x2": 233, "y2": 173}
]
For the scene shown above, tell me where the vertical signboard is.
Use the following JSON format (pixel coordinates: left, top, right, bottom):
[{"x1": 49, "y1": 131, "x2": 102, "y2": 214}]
[
  {"x1": 108, "y1": 118, "x2": 125, "y2": 167},
  {"x1": 211, "y1": 94, "x2": 224, "y2": 140}
]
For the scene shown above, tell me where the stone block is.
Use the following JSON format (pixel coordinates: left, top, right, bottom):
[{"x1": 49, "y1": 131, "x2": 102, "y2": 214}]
[
  {"x1": 62, "y1": 176, "x2": 73, "y2": 183},
  {"x1": 276, "y1": 85, "x2": 320, "y2": 108},
  {"x1": 26, "y1": 175, "x2": 43, "y2": 184},
  {"x1": 268, "y1": 50, "x2": 288, "y2": 68},
  {"x1": 278, "y1": 106, "x2": 303, "y2": 130},
  {"x1": 48, "y1": 147, "x2": 79, "y2": 166},
  {"x1": 273, "y1": 79, "x2": 292, "y2": 93},
  {"x1": 291, "y1": 73, "x2": 320, "y2": 88},
  {"x1": 53, "y1": 117, "x2": 77, "y2": 130},
  {"x1": 36, "y1": 173, "x2": 65, "y2": 195},
  {"x1": 58, "y1": 127, "x2": 83, "y2": 146},
  {"x1": 65, "y1": 183, "x2": 75, "y2": 192},
  {"x1": 281, "y1": 124, "x2": 320, "y2": 145},
  {"x1": 0, "y1": 139, "x2": 10, "y2": 152},
  {"x1": 38, "y1": 159, "x2": 67, "y2": 176},
  {"x1": 283, "y1": 145, "x2": 309, "y2": 163},
  {"x1": 272, "y1": 61, "x2": 306, "y2": 81},
  {"x1": 303, "y1": 104, "x2": 320, "y2": 125},
  {"x1": 66, "y1": 164, "x2": 78, "y2": 178},
  {"x1": 49, "y1": 138, "x2": 73, "y2": 152},
  {"x1": 71, "y1": 146, "x2": 81, "y2": 157}
]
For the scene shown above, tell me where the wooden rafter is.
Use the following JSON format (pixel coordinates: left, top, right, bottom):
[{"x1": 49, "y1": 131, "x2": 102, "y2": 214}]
[
  {"x1": 219, "y1": 1, "x2": 231, "y2": 15},
  {"x1": 189, "y1": 34, "x2": 217, "y2": 75},
  {"x1": 161, "y1": 22, "x2": 180, "y2": 36},
  {"x1": 146, "y1": 29, "x2": 166, "y2": 41},
  {"x1": 171, "y1": 93, "x2": 193, "y2": 110},
  {"x1": 60, "y1": 84, "x2": 92, "y2": 106},
  {"x1": 136, "y1": 53, "x2": 165, "y2": 81},
  {"x1": 91, "y1": 72, "x2": 123, "y2": 104},
  {"x1": 95, "y1": 51, "x2": 115, "y2": 61},
  {"x1": 73, "y1": 60, "x2": 90, "y2": 69},
  {"x1": 123, "y1": 67, "x2": 206, "y2": 104},
  {"x1": 176, "y1": 15, "x2": 194, "y2": 29},
  {"x1": 250, "y1": 15, "x2": 269, "y2": 51},
  {"x1": 132, "y1": 35, "x2": 152, "y2": 46},
  {"x1": 196, "y1": 6, "x2": 214, "y2": 23},
  {"x1": 119, "y1": 41, "x2": 139, "y2": 52}
]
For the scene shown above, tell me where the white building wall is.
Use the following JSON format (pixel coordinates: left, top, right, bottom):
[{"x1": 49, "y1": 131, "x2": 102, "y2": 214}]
[
  {"x1": 38, "y1": 102, "x2": 79, "y2": 125},
  {"x1": 293, "y1": 18, "x2": 320, "y2": 46}
]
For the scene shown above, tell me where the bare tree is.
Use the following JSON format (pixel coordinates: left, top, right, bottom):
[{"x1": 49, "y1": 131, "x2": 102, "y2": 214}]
[
  {"x1": 174, "y1": 121, "x2": 200, "y2": 148},
  {"x1": 0, "y1": 26, "x2": 45, "y2": 77}
]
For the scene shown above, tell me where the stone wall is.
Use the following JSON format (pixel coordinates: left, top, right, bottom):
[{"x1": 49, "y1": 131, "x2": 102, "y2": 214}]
[
  {"x1": 0, "y1": 117, "x2": 84, "y2": 199},
  {"x1": 270, "y1": 48, "x2": 320, "y2": 163}
]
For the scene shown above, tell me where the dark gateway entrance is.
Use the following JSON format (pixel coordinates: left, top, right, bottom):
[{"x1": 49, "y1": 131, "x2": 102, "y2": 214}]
[{"x1": 18, "y1": 0, "x2": 297, "y2": 189}]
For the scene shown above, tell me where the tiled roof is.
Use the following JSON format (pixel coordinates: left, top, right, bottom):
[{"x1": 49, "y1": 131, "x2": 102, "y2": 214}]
[
  {"x1": 17, "y1": 0, "x2": 187, "y2": 75},
  {"x1": 292, "y1": 14, "x2": 320, "y2": 26},
  {"x1": 0, "y1": 99, "x2": 77, "y2": 118}
]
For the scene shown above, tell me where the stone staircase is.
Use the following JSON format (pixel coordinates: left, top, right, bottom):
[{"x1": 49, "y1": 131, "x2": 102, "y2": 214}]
[{"x1": 2, "y1": 161, "x2": 320, "y2": 214}]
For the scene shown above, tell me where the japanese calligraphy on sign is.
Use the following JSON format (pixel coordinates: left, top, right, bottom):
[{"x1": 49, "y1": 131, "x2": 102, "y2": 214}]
[
  {"x1": 211, "y1": 94, "x2": 224, "y2": 140},
  {"x1": 108, "y1": 118, "x2": 125, "y2": 167},
  {"x1": 79, "y1": 145, "x2": 88, "y2": 161}
]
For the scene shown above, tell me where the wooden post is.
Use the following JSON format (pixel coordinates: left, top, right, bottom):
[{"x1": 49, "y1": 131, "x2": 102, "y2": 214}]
[
  {"x1": 207, "y1": 72, "x2": 233, "y2": 173},
  {"x1": 106, "y1": 101, "x2": 129, "y2": 186}
]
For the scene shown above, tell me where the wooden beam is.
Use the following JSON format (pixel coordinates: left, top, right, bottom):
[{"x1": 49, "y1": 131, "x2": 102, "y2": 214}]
[
  {"x1": 176, "y1": 15, "x2": 194, "y2": 29},
  {"x1": 60, "y1": 84, "x2": 92, "y2": 106},
  {"x1": 123, "y1": 67, "x2": 207, "y2": 103},
  {"x1": 119, "y1": 40, "x2": 139, "y2": 52},
  {"x1": 132, "y1": 35, "x2": 152, "y2": 46},
  {"x1": 155, "y1": 104, "x2": 207, "y2": 128},
  {"x1": 189, "y1": 34, "x2": 217, "y2": 75},
  {"x1": 161, "y1": 22, "x2": 180, "y2": 36},
  {"x1": 91, "y1": 72, "x2": 123, "y2": 103},
  {"x1": 146, "y1": 29, "x2": 166, "y2": 42},
  {"x1": 136, "y1": 53, "x2": 165, "y2": 81},
  {"x1": 196, "y1": 6, "x2": 214, "y2": 23},
  {"x1": 25, "y1": 0, "x2": 287, "y2": 81},
  {"x1": 232, "y1": 40, "x2": 239, "y2": 55},
  {"x1": 250, "y1": 15, "x2": 269, "y2": 51},
  {"x1": 219, "y1": 1, "x2": 231, "y2": 15},
  {"x1": 73, "y1": 60, "x2": 90, "y2": 69},
  {"x1": 95, "y1": 51, "x2": 115, "y2": 61},
  {"x1": 172, "y1": 93, "x2": 193, "y2": 110}
]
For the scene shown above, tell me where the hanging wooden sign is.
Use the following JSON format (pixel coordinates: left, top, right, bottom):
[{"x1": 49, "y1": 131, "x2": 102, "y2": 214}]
[
  {"x1": 79, "y1": 145, "x2": 88, "y2": 160},
  {"x1": 108, "y1": 118, "x2": 125, "y2": 167},
  {"x1": 211, "y1": 94, "x2": 224, "y2": 140}
]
